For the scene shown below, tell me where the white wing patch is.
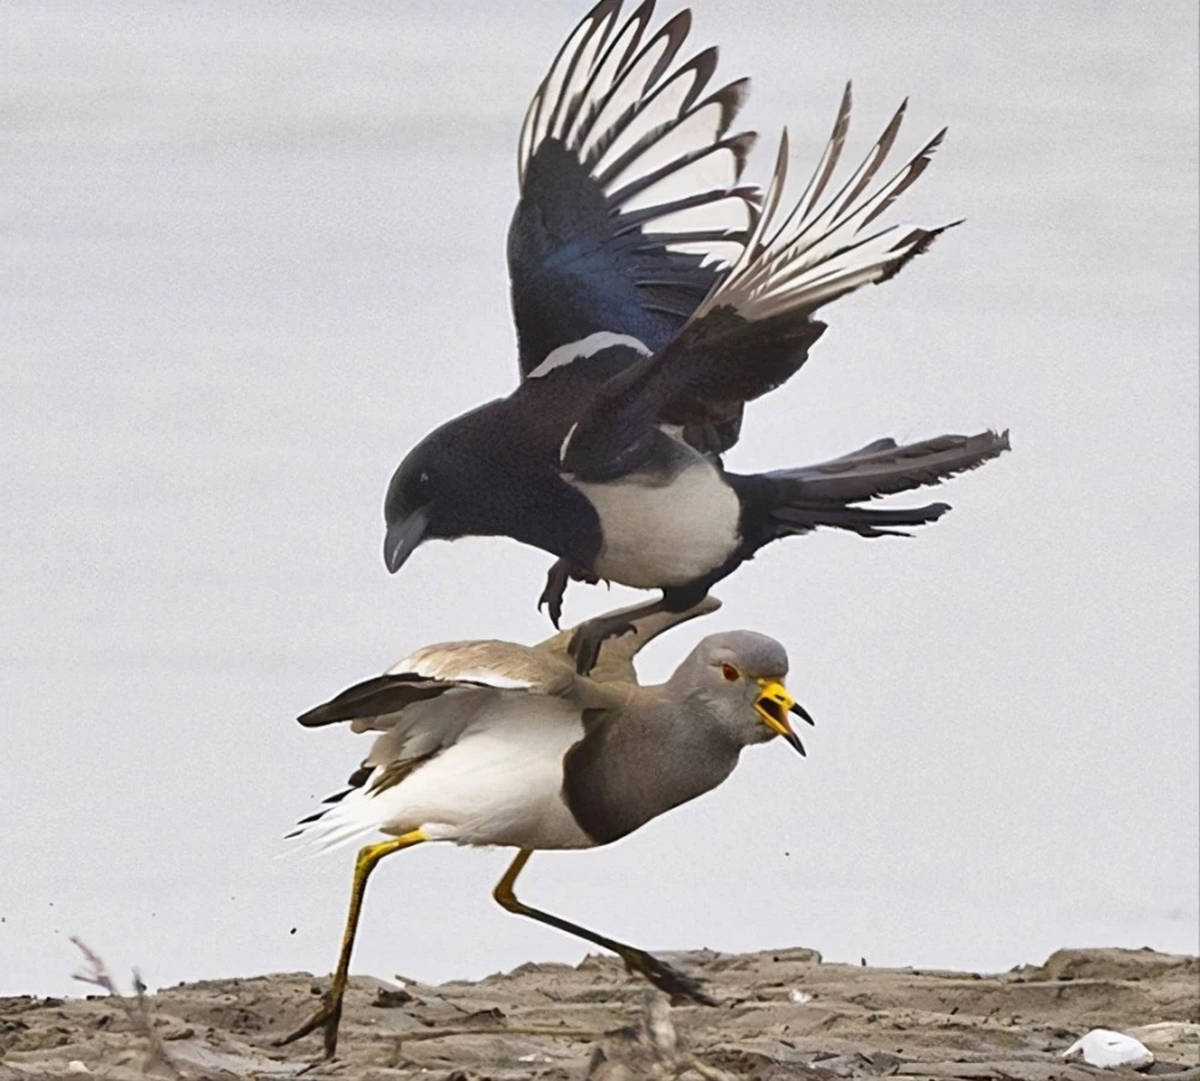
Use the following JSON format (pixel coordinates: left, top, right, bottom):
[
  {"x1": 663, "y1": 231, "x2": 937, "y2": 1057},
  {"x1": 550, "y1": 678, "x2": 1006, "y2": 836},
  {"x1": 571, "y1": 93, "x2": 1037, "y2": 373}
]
[
  {"x1": 441, "y1": 670, "x2": 532, "y2": 690},
  {"x1": 387, "y1": 646, "x2": 538, "y2": 690},
  {"x1": 527, "y1": 331, "x2": 651, "y2": 380},
  {"x1": 559, "y1": 421, "x2": 580, "y2": 464}
]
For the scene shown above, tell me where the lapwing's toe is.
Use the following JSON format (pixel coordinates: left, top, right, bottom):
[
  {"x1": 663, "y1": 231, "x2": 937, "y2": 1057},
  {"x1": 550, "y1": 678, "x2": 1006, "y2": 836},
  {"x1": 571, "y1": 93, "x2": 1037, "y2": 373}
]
[
  {"x1": 568, "y1": 628, "x2": 600, "y2": 675},
  {"x1": 274, "y1": 991, "x2": 344, "y2": 1062},
  {"x1": 568, "y1": 619, "x2": 635, "y2": 675},
  {"x1": 621, "y1": 948, "x2": 718, "y2": 1007}
]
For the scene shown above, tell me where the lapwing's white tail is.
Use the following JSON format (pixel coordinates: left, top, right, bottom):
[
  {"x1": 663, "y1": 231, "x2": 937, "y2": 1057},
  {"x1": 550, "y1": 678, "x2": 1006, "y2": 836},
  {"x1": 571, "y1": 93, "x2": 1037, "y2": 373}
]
[
  {"x1": 767, "y1": 430, "x2": 1010, "y2": 539},
  {"x1": 282, "y1": 769, "x2": 389, "y2": 858},
  {"x1": 695, "y1": 83, "x2": 954, "y2": 324}
]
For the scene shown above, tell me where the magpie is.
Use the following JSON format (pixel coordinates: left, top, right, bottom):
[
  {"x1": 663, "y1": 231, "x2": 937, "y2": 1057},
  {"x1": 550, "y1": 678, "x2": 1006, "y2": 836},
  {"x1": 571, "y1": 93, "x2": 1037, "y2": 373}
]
[{"x1": 383, "y1": 0, "x2": 1010, "y2": 670}]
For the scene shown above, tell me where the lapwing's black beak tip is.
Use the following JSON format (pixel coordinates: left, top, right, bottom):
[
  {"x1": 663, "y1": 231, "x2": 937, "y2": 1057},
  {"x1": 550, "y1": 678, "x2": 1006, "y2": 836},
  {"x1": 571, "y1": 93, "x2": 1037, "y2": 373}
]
[{"x1": 789, "y1": 701, "x2": 815, "y2": 727}]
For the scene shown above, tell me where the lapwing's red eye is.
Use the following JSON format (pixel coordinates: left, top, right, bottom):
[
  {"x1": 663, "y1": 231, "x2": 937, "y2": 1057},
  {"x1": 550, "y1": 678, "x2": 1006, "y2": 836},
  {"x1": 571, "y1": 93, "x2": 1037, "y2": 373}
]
[{"x1": 721, "y1": 664, "x2": 740, "y2": 682}]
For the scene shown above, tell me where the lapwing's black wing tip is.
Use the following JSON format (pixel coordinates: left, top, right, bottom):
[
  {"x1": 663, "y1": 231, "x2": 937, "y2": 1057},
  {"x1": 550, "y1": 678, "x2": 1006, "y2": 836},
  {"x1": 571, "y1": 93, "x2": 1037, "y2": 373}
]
[{"x1": 296, "y1": 675, "x2": 451, "y2": 727}]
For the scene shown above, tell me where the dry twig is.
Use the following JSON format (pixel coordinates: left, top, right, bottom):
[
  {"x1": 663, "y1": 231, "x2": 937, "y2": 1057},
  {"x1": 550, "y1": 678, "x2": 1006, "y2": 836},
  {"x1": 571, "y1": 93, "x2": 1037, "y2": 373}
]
[{"x1": 70, "y1": 936, "x2": 183, "y2": 1079}]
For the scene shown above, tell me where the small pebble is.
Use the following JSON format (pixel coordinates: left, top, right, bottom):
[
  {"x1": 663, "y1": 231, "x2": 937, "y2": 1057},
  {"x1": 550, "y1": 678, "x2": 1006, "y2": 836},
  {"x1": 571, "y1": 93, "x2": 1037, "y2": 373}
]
[{"x1": 1063, "y1": 1028, "x2": 1154, "y2": 1070}]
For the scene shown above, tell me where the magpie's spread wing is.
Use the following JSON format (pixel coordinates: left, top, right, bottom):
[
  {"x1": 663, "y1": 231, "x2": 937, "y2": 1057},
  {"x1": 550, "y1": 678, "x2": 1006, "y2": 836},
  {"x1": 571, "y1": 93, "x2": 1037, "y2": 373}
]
[
  {"x1": 508, "y1": 0, "x2": 758, "y2": 379},
  {"x1": 560, "y1": 85, "x2": 955, "y2": 480}
]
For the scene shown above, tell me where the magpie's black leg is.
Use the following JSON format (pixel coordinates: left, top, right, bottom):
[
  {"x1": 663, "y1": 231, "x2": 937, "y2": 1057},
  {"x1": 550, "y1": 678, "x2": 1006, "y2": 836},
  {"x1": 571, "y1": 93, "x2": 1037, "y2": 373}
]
[
  {"x1": 538, "y1": 559, "x2": 572, "y2": 629},
  {"x1": 568, "y1": 597, "x2": 672, "y2": 676}
]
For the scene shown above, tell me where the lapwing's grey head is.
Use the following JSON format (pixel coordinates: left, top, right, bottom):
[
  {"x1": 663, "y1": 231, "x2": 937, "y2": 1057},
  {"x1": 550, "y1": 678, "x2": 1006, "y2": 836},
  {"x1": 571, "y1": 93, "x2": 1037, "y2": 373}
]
[{"x1": 676, "y1": 631, "x2": 813, "y2": 755}]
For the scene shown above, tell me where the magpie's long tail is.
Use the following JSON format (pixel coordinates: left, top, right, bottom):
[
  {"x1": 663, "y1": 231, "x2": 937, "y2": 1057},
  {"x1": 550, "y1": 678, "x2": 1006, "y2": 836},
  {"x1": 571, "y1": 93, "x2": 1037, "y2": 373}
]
[{"x1": 766, "y1": 429, "x2": 1009, "y2": 539}]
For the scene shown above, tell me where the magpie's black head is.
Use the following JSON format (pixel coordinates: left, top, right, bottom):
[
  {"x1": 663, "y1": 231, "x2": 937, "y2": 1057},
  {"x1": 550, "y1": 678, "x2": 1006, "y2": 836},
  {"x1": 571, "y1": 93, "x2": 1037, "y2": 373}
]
[
  {"x1": 383, "y1": 393, "x2": 590, "y2": 574},
  {"x1": 384, "y1": 437, "x2": 437, "y2": 573},
  {"x1": 383, "y1": 422, "x2": 469, "y2": 574},
  {"x1": 382, "y1": 405, "x2": 512, "y2": 574}
]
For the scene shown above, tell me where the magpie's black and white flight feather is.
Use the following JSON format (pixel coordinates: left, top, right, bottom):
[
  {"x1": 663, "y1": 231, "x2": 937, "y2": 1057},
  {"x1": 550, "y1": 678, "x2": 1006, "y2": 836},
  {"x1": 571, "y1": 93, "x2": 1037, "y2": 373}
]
[
  {"x1": 509, "y1": 0, "x2": 758, "y2": 373},
  {"x1": 382, "y1": 0, "x2": 1010, "y2": 669}
]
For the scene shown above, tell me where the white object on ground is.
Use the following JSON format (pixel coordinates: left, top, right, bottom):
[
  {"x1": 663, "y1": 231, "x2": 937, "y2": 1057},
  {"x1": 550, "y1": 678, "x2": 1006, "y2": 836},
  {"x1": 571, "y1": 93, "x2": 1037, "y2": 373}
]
[
  {"x1": 789, "y1": 989, "x2": 812, "y2": 1003},
  {"x1": 66, "y1": 1062, "x2": 90, "y2": 1074},
  {"x1": 1062, "y1": 1028, "x2": 1154, "y2": 1069}
]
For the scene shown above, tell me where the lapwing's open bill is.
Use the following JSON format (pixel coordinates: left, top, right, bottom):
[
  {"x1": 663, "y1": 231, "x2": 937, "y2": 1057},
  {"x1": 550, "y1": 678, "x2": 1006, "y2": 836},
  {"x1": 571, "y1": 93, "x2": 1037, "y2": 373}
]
[
  {"x1": 275, "y1": 597, "x2": 812, "y2": 1061},
  {"x1": 380, "y1": 1, "x2": 1010, "y2": 671}
]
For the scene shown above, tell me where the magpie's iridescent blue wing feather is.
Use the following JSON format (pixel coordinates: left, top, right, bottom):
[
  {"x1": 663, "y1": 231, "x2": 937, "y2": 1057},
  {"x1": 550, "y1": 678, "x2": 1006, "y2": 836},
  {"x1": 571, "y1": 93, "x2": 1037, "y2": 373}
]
[
  {"x1": 508, "y1": 1, "x2": 758, "y2": 379},
  {"x1": 560, "y1": 86, "x2": 957, "y2": 479}
]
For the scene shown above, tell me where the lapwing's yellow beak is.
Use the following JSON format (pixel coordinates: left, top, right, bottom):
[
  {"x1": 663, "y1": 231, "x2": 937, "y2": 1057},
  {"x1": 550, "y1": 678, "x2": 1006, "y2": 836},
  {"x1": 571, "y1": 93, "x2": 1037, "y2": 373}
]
[{"x1": 754, "y1": 678, "x2": 814, "y2": 756}]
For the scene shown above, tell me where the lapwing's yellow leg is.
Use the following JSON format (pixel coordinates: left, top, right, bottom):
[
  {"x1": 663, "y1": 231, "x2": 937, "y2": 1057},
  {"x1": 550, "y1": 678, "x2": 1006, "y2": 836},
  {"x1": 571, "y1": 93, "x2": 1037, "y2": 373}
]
[
  {"x1": 492, "y1": 849, "x2": 716, "y2": 1007},
  {"x1": 276, "y1": 829, "x2": 426, "y2": 1060}
]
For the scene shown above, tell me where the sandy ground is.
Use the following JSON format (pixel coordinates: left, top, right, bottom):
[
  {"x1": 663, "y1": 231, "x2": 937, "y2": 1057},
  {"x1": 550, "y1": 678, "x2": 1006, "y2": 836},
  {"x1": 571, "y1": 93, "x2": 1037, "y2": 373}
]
[{"x1": 1, "y1": 947, "x2": 1196, "y2": 1080}]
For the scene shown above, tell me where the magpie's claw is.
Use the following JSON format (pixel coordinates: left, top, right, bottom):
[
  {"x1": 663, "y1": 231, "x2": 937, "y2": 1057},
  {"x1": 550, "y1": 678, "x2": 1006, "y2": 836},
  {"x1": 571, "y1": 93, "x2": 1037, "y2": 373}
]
[
  {"x1": 538, "y1": 594, "x2": 563, "y2": 630},
  {"x1": 538, "y1": 559, "x2": 571, "y2": 629}
]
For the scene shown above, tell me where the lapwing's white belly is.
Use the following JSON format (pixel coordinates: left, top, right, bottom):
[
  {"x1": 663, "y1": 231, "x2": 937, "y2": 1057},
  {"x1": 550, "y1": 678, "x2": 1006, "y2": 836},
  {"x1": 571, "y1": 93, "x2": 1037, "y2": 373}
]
[{"x1": 569, "y1": 455, "x2": 742, "y2": 589}]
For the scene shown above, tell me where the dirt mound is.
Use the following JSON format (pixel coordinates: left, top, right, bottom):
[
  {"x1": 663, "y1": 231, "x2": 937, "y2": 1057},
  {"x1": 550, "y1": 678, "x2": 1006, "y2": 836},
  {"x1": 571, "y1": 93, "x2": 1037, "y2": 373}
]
[
  {"x1": 1020, "y1": 948, "x2": 1199, "y2": 984},
  {"x1": 1, "y1": 947, "x2": 1197, "y2": 1079}
]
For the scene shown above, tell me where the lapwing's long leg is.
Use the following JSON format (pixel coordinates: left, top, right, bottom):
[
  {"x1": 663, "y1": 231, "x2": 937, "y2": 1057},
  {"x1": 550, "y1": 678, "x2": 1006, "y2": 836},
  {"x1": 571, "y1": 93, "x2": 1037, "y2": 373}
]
[
  {"x1": 276, "y1": 829, "x2": 426, "y2": 1061},
  {"x1": 492, "y1": 849, "x2": 716, "y2": 1006},
  {"x1": 567, "y1": 596, "x2": 673, "y2": 676}
]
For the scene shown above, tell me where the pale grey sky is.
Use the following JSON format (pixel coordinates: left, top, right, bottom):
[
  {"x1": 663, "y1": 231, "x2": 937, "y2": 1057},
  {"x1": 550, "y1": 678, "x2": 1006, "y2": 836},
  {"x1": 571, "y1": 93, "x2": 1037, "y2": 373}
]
[{"x1": 2, "y1": 1, "x2": 1197, "y2": 997}]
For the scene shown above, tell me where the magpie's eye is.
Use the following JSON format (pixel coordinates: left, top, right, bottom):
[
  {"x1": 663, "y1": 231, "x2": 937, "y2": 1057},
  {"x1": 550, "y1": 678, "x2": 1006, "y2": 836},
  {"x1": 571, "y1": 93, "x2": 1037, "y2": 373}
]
[{"x1": 721, "y1": 663, "x2": 740, "y2": 682}]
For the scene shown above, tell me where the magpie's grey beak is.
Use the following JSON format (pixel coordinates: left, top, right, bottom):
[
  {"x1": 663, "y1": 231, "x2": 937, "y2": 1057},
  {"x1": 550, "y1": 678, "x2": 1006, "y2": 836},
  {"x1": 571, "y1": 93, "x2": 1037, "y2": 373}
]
[{"x1": 384, "y1": 506, "x2": 430, "y2": 574}]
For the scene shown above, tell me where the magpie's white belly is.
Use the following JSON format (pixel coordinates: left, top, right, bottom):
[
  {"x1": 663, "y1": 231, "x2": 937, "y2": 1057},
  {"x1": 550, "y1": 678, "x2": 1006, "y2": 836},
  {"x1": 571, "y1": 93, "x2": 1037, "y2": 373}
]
[{"x1": 569, "y1": 456, "x2": 742, "y2": 589}]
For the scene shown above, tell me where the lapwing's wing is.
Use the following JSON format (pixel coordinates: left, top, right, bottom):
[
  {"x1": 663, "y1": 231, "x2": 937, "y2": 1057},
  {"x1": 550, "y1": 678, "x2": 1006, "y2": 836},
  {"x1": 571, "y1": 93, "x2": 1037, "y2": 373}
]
[
  {"x1": 509, "y1": 0, "x2": 758, "y2": 380},
  {"x1": 559, "y1": 85, "x2": 956, "y2": 481},
  {"x1": 298, "y1": 593, "x2": 721, "y2": 733},
  {"x1": 296, "y1": 641, "x2": 580, "y2": 730},
  {"x1": 292, "y1": 642, "x2": 587, "y2": 838}
]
